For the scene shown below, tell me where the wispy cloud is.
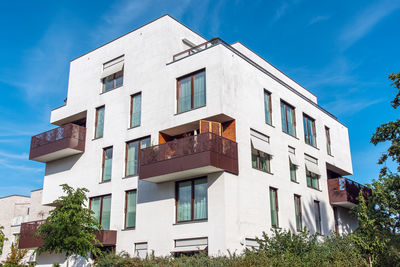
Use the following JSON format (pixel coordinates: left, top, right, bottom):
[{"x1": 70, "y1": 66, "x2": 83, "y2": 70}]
[
  {"x1": 0, "y1": 159, "x2": 42, "y2": 173},
  {"x1": 324, "y1": 97, "x2": 384, "y2": 116},
  {"x1": 0, "y1": 151, "x2": 28, "y2": 160},
  {"x1": 273, "y1": 2, "x2": 289, "y2": 21},
  {"x1": 307, "y1": 15, "x2": 330, "y2": 26},
  {"x1": 339, "y1": 0, "x2": 400, "y2": 50}
]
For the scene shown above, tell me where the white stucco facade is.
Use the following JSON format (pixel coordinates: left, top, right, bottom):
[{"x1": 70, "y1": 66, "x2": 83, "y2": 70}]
[{"x1": 22, "y1": 15, "x2": 359, "y2": 265}]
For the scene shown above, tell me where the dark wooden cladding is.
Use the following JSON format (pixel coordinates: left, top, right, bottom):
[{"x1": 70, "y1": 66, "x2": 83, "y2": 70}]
[
  {"x1": 139, "y1": 132, "x2": 238, "y2": 181},
  {"x1": 328, "y1": 177, "x2": 371, "y2": 207},
  {"x1": 19, "y1": 219, "x2": 117, "y2": 249},
  {"x1": 29, "y1": 123, "x2": 86, "y2": 162}
]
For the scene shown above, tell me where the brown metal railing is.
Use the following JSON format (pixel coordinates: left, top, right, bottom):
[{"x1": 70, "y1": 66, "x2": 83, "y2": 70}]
[
  {"x1": 140, "y1": 132, "x2": 238, "y2": 166},
  {"x1": 30, "y1": 123, "x2": 86, "y2": 149},
  {"x1": 328, "y1": 177, "x2": 371, "y2": 204},
  {"x1": 19, "y1": 220, "x2": 45, "y2": 249}
]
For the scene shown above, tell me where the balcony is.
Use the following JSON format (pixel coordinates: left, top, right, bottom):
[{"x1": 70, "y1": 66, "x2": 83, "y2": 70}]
[
  {"x1": 29, "y1": 123, "x2": 86, "y2": 162},
  {"x1": 140, "y1": 132, "x2": 238, "y2": 183},
  {"x1": 328, "y1": 177, "x2": 371, "y2": 208},
  {"x1": 19, "y1": 220, "x2": 117, "y2": 249}
]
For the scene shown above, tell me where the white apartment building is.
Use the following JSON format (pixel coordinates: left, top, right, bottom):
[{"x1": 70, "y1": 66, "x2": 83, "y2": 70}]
[{"x1": 18, "y1": 15, "x2": 367, "y2": 266}]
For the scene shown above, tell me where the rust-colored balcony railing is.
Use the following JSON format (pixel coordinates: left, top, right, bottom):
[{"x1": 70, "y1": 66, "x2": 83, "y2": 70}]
[
  {"x1": 19, "y1": 219, "x2": 117, "y2": 249},
  {"x1": 328, "y1": 177, "x2": 371, "y2": 208},
  {"x1": 29, "y1": 123, "x2": 86, "y2": 162},
  {"x1": 140, "y1": 132, "x2": 238, "y2": 182}
]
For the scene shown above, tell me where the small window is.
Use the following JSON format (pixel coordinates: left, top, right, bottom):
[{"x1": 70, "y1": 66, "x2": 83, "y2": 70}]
[
  {"x1": 294, "y1": 195, "x2": 302, "y2": 232},
  {"x1": 177, "y1": 70, "x2": 206, "y2": 113},
  {"x1": 101, "y1": 56, "x2": 124, "y2": 93},
  {"x1": 306, "y1": 171, "x2": 319, "y2": 190},
  {"x1": 250, "y1": 130, "x2": 272, "y2": 173},
  {"x1": 102, "y1": 147, "x2": 113, "y2": 182},
  {"x1": 303, "y1": 114, "x2": 317, "y2": 147},
  {"x1": 130, "y1": 93, "x2": 142, "y2": 128},
  {"x1": 125, "y1": 137, "x2": 151, "y2": 177},
  {"x1": 269, "y1": 187, "x2": 279, "y2": 228},
  {"x1": 90, "y1": 195, "x2": 111, "y2": 230},
  {"x1": 333, "y1": 207, "x2": 339, "y2": 233},
  {"x1": 125, "y1": 190, "x2": 137, "y2": 229},
  {"x1": 95, "y1": 106, "x2": 105, "y2": 139},
  {"x1": 135, "y1": 242, "x2": 148, "y2": 258},
  {"x1": 290, "y1": 161, "x2": 297, "y2": 182},
  {"x1": 314, "y1": 200, "x2": 322, "y2": 234},
  {"x1": 176, "y1": 177, "x2": 208, "y2": 222},
  {"x1": 325, "y1": 126, "x2": 332, "y2": 155},
  {"x1": 264, "y1": 90, "x2": 272, "y2": 125},
  {"x1": 280, "y1": 101, "x2": 296, "y2": 136}
]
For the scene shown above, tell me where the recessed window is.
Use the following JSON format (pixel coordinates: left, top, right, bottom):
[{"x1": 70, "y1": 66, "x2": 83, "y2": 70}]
[
  {"x1": 95, "y1": 106, "x2": 105, "y2": 139},
  {"x1": 125, "y1": 137, "x2": 151, "y2": 177},
  {"x1": 305, "y1": 156, "x2": 320, "y2": 190},
  {"x1": 314, "y1": 200, "x2": 322, "y2": 234},
  {"x1": 101, "y1": 56, "x2": 124, "y2": 93},
  {"x1": 325, "y1": 126, "x2": 332, "y2": 155},
  {"x1": 130, "y1": 93, "x2": 142, "y2": 128},
  {"x1": 264, "y1": 90, "x2": 272, "y2": 125},
  {"x1": 280, "y1": 101, "x2": 296, "y2": 137},
  {"x1": 288, "y1": 148, "x2": 299, "y2": 182},
  {"x1": 303, "y1": 114, "x2": 317, "y2": 147},
  {"x1": 294, "y1": 195, "x2": 302, "y2": 232},
  {"x1": 177, "y1": 70, "x2": 206, "y2": 113},
  {"x1": 269, "y1": 187, "x2": 279, "y2": 228},
  {"x1": 176, "y1": 177, "x2": 207, "y2": 222},
  {"x1": 102, "y1": 147, "x2": 113, "y2": 182},
  {"x1": 125, "y1": 190, "x2": 137, "y2": 229},
  {"x1": 250, "y1": 130, "x2": 272, "y2": 173},
  {"x1": 90, "y1": 195, "x2": 111, "y2": 230}
]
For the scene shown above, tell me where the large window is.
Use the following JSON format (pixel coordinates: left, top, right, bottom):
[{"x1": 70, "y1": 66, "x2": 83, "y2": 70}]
[
  {"x1": 264, "y1": 90, "x2": 272, "y2": 125},
  {"x1": 125, "y1": 190, "x2": 137, "y2": 229},
  {"x1": 95, "y1": 106, "x2": 105, "y2": 139},
  {"x1": 176, "y1": 177, "x2": 207, "y2": 222},
  {"x1": 314, "y1": 200, "x2": 322, "y2": 234},
  {"x1": 250, "y1": 130, "x2": 272, "y2": 173},
  {"x1": 177, "y1": 70, "x2": 206, "y2": 113},
  {"x1": 102, "y1": 147, "x2": 113, "y2": 182},
  {"x1": 125, "y1": 137, "x2": 151, "y2": 177},
  {"x1": 294, "y1": 195, "x2": 302, "y2": 232},
  {"x1": 270, "y1": 187, "x2": 279, "y2": 228},
  {"x1": 130, "y1": 93, "x2": 142, "y2": 128},
  {"x1": 303, "y1": 114, "x2": 317, "y2": 147},
  {"x1": 325, "y1": 126, "x2": 332, "y2": 155},
  {"x1": 281, "y1": 101, "x2": 296, "y2": 136},
  {"x1": 90, "y1": 195, "x2": 111, "y2": 230}
]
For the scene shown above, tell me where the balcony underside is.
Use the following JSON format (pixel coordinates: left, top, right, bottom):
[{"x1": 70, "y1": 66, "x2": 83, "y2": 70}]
[{"x1": 31, "y1": 146, "x2": 84, "y2": 162}]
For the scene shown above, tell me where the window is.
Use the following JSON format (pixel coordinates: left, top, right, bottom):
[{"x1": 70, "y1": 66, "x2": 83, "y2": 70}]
[
  {"x1": 102, "y1": 147, "x2": 113, "y2": 182},
  {"x1": 125, "y1": 137, "x2": 151, "y2": 177},
  {"x1": 269, "y1": 187, "x2": 279, "y2": 228},
  {"x1": 95, "y1": 106, "x2": 105, "y2": 139},
  {"x1": 290, "y1": 161, "x2": 297, "y2": 182},
  {"x1": 135, "y1": 242, "x2": 148, "y2": 258},
  {"x1": 173, "y1": 237, "x2": 208, "y2": 257},
  {"x1": 264, "y1": 90, "x2": 272, "y2": 125},
  {"x1": 305, "y1": 158, "x2": 320, "y2": 190},
  {"x1": 303, "y1": 114, "x2": 316, "y2": 147},
  {"x1": 101, "y1": 56, "x2": 124, "y2": 92},
  {"x1": 130, "y1": 93, "x2": 142, "y2": 128},
  {"x1": 333, "y1": 207, "x2": 339, "y2": 233},
  {"x1": 325, "y1": 127, "x2": 332, "y2": 155},
  {"x1": 294, "y1": 195, "x2": 302, "y2": 231},
  {"x1": 288, "y1": 148, "x2": 298, "y2": 182},
  {"x1": 125, "y1": 190, "x2": 137, "y2": 229},
  {"x1": 280, "y1": 101, "x2": 296, "y2": 136},
  {"x1": 90, "y1": 195, "x2": 111, "y2": 230},
  {"x1": 306, "y1": 171, "x2": 319, "y2": 190},
  {"x1": 314, "y1": 200, "x2": 322, "y2": 234},
  {"x1": 176, "y1": 177, "x2": 207, "y2": 222},
  {"x1": 250, "y1": 130, "x2": 272, "y2": 173},
  {"x1": 177, "y1": 70, "x2": 206, "y2": 113}
]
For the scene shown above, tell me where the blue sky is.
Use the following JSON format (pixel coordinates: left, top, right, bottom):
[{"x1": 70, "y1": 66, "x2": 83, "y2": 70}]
[{"x1": 0, "y1": 0, "x2": 399, "y2": 197}]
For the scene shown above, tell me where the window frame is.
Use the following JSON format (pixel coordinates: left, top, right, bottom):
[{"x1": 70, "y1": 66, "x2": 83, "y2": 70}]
[
  {"x1": 314, "y1": 200, "x2": 322, "y2": 234},
  {"x1": 89, "y1": 194, "x2": 112, "y2": 230},
  {"x1": 269, "y1": 187, "x2": 279, "y2": 228},
  {"x1": 176, "y1": 69, "x2": 206, "y2": 114},
  {"x1": 290, "y1": 161, "x2": 297, "y2": 182},
  {"x1": 102, "y1": 146, "x2": 113, "y2": 182},
  {"x1": 294, "y1": 195, "x2": 302, "y2": 232},
  {"x1": 325, "y1": 126, "x2": 332, "y2": 155},
  {"x1": 124, "y1": 189, "x2": 137, "y2": 229},
  {"x1": 175, "y1": 177, "x2": 208, "y2": 223},
  {"x1": 306, "y1": 170, "x2": 320, "y2": 190},
  {"x1": 130, "y1": 92, "x2": 142, "y2": 128},
  {"x1": 264, "y1": 89, "x2": 272, "y2": 125},
  {"x1": 251, "y1": 147, "x2": 271, "y2": 173},
  {"x1": 280, "y1": 101, "x2": 296, "y2": 137},
  {"x1": 125, "y1": 136, "x2": 151, "y2": 177},
  {"x1": 303, "y1": 114, "x2": 317, "y2": 147},
  {"x1": 94, "y1": 105, "x2": 105, "y2": 139},
  {"x1": 102, "y1": 70, "x2": 124, "y2": 92}
]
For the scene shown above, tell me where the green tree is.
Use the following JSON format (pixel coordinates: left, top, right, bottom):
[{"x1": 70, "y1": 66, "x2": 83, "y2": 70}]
[
  {"x1": 0, "y1": 225, "x2": 7, "y2": 255},
  {"x1": 3, "y1": 240, "x2": 28, "y2": 267},
  {"x1": 35, "y1": 184, "x2": 102, "y2": 266}
]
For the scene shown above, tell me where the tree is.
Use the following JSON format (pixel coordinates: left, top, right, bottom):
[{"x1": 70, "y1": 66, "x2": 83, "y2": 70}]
[
  {"x1": 0, "y1": 225, "x2": 7, "y2": 255},
  {"x1": 370, "y1": 72, "x2": 400, "y2": 174},
  {"x1": 35, "y1": 184, "x2": 102, "y2": 266},
  {"x1": 2, "y1": 240, "x2": 28, "y2": 267}
]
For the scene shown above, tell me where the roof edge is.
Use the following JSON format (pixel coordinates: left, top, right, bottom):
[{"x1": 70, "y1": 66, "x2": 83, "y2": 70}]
[{"x1": 0, "y1": 194, "x2": 30, "y2": 199}]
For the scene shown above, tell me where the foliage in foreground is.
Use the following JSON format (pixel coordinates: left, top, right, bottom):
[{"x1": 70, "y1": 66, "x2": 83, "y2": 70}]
[
  {"x1": 0, "y1": 226, "x2": 6, "y2": 255},
  {"x1": 95, "y1": 229, "x2": 368, "y2": 267},
  {"x1": 1, "y1": 240, "x2": 28, "y2": 267}
]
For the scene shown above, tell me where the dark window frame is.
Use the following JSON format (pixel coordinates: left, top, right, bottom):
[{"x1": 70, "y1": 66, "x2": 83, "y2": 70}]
[
  {"x1": 289, "y1": 160, "x2": 297, "y2": 182},
  {"x1": 102, "y1": 70, "x2": 124, "y2": 92},
  {"x1": 269, "y1": 187, "x2": 279, "y2": 228},
  {"x1": 294, "y1": 194, "x2": 302, "y2": 231},
  {"x1": 94, "y1": 105, "x2": 105, "y2": 139},
  {"x1": 314, "y1": 200, "x2": 322, "y2": 234},
  {"x1": 89, "y1": 194, "x2": 112, "y2": 228},
  {"x1": 102, "y1": 146, "x2": 113, "y2": 182},
  {"x1": 125, "y1": 136, "x2": 151, "y2": 177},
  {"x1": 306, "y1": 170, "x2": 320, "y2": 190},
  {"x1": 325, "y1": 126, "x2": 332, "y2": 155},
  {"x1": 175, "y1": 177, "x2": 208, "y2": 223},
  {"x1": 303, "y1": 114, "x2": 317, "y2": 147},
  {"x1": 251, "y1": 147, "x2": 271, "y2": 173},
  {"x1": 264, "y1": 89, "x2": 272, "y2": 125},
  {"x1": 176, "y1": 69, "x2": 206, "y2": 113},
  {"x1": 130, "y1": 92, "x2": 142, "y2": 128},
  {"x1": 280, "y1": 101, "x2": 296, "y2": 137},
  {"x1": 124, "y1": 189, "x2": 137, "y2": 229}
]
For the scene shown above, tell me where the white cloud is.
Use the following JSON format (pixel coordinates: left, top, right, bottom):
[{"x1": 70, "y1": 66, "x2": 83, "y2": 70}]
[
  {"x1": 307, "y1": 15, "x2": 330, "y2": 26},
  {"x1": 0, "y1": 159, "x2": 42, "y2": 173},
  {"x1": 0, "y1": 151, "x2": 28, "y2": 160}
]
